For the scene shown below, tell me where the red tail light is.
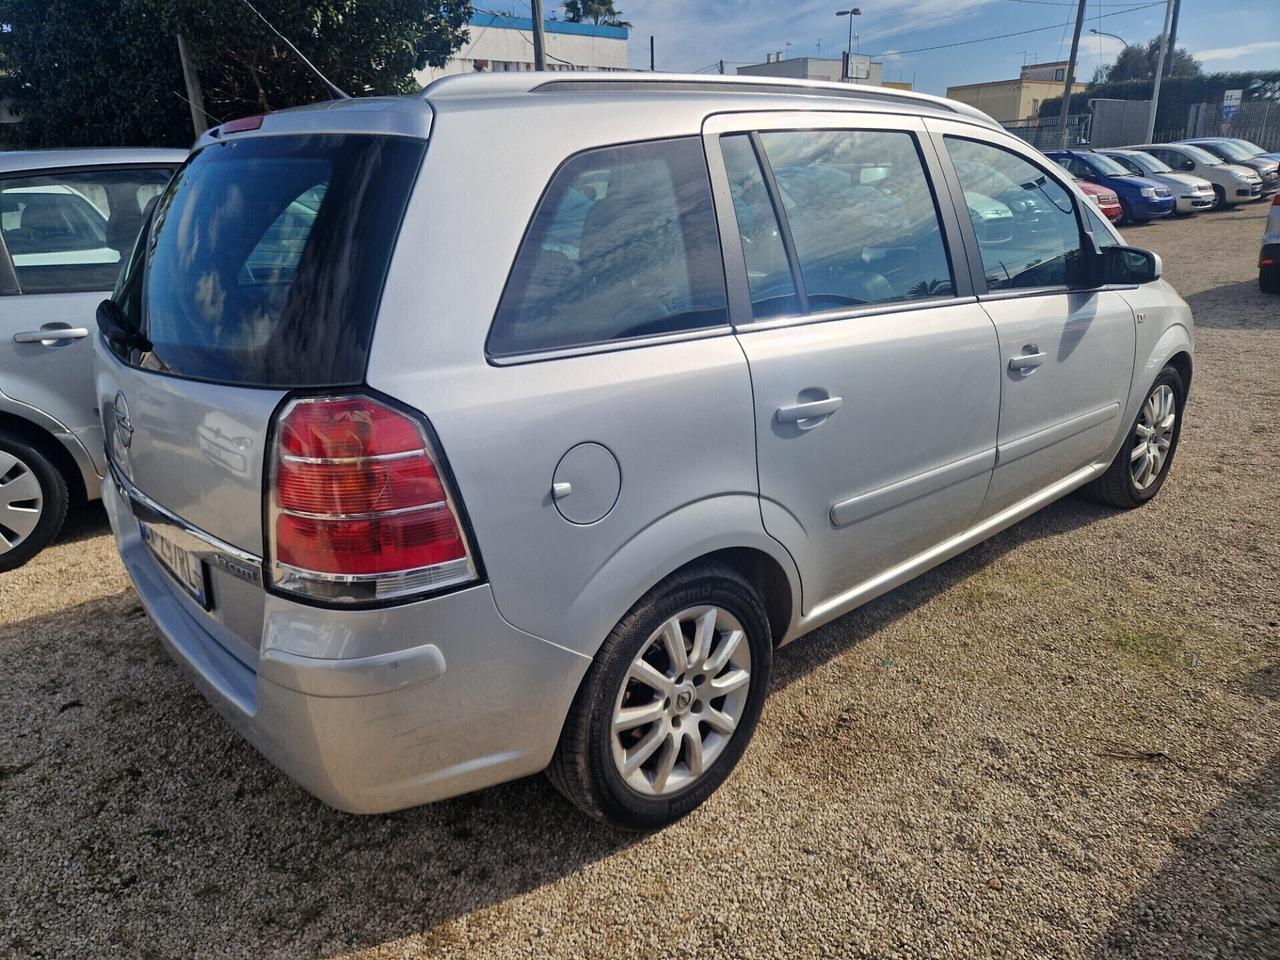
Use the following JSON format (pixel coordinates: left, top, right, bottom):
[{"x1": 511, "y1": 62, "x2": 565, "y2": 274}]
[{"x1": 268, "y1": 395, "x2": 477, "y2": 604}]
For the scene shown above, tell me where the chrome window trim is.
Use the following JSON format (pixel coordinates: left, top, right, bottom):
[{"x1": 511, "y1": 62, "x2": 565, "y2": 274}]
[
  {"x1": 731, "y1": 293, "x2": 979, "y2": 334},
  {"x1": 486, "y1": 324, "x2": 736, "y2": 366}
]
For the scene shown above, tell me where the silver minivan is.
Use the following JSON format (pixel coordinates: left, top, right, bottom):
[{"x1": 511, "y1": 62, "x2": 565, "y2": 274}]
[
  {"x1": 96, "y1": 74, "x2": 1195, "y2": 828},
  {"x1": 0, "y1": 149, "x2": 184, "y2": 569}
]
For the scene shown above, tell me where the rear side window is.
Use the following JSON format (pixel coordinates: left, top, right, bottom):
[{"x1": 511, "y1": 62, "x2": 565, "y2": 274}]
[
  {"x1": 487, "y1": 137, "x2": 728, "y2": 357},
  {"x1": 720, "y1": 134, "x2": 801, "y2": 319},
  {"x1": 945, "y1": 137, "x2": 1085, "y2": 291},
  {"x1": 118, "y1": 135, "x2": 425, "y2": 387},
  {"x1": 0, "y1": 167, "x2": 173, "y2": 295},
  {"x1": 756, "y1": 129, "x2": 955, "y2": 308}
]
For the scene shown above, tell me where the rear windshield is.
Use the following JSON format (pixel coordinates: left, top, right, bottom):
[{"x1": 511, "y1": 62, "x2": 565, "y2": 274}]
[{"x1": 115, "y1": 134, "x2": 425, "y2": 387}]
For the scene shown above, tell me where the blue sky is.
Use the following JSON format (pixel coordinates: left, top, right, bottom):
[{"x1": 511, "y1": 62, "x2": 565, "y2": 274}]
[{"x1": 549, "y1": 0, "x2": 1278, "y2": 95}]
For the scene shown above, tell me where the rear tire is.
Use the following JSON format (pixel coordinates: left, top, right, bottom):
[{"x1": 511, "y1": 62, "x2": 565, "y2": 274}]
[
  {"x1": 1084, "y1": 367, "x2": 1185, "y2": 510},
  {"x1": 0, "y1": 430, "x2": 69, "y2": 572},
  {"x1": 547, "y1": 562, "x2": 772, "y2": 830}
]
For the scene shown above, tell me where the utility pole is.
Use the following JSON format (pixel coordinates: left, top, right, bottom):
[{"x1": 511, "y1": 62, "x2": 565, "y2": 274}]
[
  {"x1": 530, "y1": 0, "x2": 546, "y2": 70},
  {"x1": 650, "y1": 36, "x2": 655, "y2": 71},
  {"x1": 175, "y1": 33, "x2": 208, "y2": 138},
  {"x1": 1164, "y1": 0, "x2": 1182, "y2": 79},
  {"x1": 1057, "y1": 0, "x2": 1086, "y2": 149},
  {"x1": 1146, "y1": 0, "x2": 1176, "y2": 141}
]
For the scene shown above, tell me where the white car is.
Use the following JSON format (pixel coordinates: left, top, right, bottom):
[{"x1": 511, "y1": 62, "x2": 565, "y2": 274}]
[{"x1": 1099, "y1": 149, "x2": 1216, "y2": 214}]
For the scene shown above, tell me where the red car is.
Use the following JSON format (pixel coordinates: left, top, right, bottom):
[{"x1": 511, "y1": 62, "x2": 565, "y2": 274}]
[{"x1": 1076, "y1": 178, "x2": 1123, "y2": 223}]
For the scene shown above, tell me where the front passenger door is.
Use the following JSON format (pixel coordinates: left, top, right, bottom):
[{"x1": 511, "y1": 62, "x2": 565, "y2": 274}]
[{"x1": 934, "y1": 128, "x2": 1136, "y2": 515}]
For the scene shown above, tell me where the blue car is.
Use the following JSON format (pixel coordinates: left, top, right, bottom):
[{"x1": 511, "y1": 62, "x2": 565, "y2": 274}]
[{"x1": 1045, "y1": 149, "x2": 1176, "y2": 224}]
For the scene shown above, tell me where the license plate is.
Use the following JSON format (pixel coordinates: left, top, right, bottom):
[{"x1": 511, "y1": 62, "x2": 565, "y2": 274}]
[{"x1": 141, "y1": 521, "x2": 211, "y2": 609}]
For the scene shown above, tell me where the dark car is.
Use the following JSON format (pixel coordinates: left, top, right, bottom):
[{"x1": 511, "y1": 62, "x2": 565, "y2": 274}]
[
  {"x1": 1179, "y1": 139, "x2": 1279, "y2": 196},
  {"x1": 1044, "y1": 149, "x2": 1175, "y2": 224}
]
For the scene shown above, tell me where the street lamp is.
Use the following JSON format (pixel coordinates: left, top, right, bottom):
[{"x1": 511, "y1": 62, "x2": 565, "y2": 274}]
[
  {"x1": 837, "y1": 8, "x2": 862, "y2": 80},
  {"x1": 1089, "y1": 28, "x2": 1129, "y2": 48}
]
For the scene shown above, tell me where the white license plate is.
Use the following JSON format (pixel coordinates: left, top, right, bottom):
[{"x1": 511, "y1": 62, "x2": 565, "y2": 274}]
[{"x1": 141, "y1": 521, "x2": 210, "y2": 608}]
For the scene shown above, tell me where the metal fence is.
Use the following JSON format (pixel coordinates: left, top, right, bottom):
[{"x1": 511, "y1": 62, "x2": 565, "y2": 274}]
[
  {"x1": 1000, "y1": 116, "x2": 1091, "y2": 150},
  {"x1": 1003, "y1": 99, "x2": 1280, "y2": 153}
]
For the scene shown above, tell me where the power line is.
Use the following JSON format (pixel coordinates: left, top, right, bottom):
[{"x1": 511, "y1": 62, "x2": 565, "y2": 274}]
[{"x1": 869, "y1": 1, "x2": 1163, "y2": 58}]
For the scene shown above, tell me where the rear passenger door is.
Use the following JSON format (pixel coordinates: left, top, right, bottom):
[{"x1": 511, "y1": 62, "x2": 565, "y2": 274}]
[
  {"x1": 928, "y1": 124, "x2": 1136, "y2": 515},
  {"x1": 705, "y1": 112, "x2": 1002, "y2": 614}
]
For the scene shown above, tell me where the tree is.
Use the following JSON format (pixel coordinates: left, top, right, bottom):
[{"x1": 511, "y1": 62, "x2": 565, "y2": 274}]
[
  {"x1": 562, "y1": 0, "x2": 629, "y2": 27},
  {"x1": 1092, "y1": 37, "x2": 1201, "y2": 84},
  {"x1": 0, "y1": 0, "x2": 472, "y2": 148}
]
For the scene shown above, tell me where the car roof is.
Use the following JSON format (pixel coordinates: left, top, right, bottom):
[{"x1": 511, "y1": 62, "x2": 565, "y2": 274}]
[
  {"x1": 194, "y1": 72, "x2": 1002, "y2": 148},
  {"x1": 0, "y1": 148, "x2": 188, "y2": 175}
]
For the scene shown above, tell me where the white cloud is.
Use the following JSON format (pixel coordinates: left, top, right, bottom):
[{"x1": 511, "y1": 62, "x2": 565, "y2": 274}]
[{"x1": 1194, "y1": 40, "x2": 1280, "y2": 62}]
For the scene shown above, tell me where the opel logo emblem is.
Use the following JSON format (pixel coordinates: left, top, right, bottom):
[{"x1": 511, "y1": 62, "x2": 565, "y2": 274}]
[{"x1": 113, "y1": 391, "x2": 133, "y2": 449}]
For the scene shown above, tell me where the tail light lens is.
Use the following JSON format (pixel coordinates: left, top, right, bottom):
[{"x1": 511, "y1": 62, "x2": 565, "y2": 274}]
[{"x1": 268, "y1": 395, "x2": 477, "y2": 604}]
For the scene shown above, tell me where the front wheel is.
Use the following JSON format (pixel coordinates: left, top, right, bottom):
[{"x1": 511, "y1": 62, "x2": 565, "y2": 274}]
[
  {"x1": 1085, "y1": 367, "x2": 1185, "y2": 509},
  {"x1": 547, "y1": 562, "x2": 772, "y2": 829}
]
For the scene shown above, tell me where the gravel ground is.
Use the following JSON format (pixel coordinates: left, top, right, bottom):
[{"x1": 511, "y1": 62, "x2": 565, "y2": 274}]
[{"x1": 2, "y1": 204, "x2": 1278, "y2": 960}]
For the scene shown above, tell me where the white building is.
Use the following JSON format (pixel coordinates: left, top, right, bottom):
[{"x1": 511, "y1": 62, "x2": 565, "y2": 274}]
[
  {"x1": 415, "y1": 12, "x2": 629, "y2": 84},
  {"x1": 737, "y1": 54, "x2": 884, "y2": 87}
]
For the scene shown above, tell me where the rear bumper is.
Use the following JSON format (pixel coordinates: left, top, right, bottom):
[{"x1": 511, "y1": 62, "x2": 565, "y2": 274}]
[{"x1": 104, "y1": 477, "x2": 590, "y2": 814}]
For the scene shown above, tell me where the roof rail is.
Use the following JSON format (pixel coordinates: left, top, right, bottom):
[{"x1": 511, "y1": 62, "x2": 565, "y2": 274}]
[{"x1": 421, "y1": 71, "x2": 998, "y2": 127}]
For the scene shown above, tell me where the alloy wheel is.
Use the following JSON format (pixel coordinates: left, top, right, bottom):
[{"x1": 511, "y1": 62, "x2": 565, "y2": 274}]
[
  {"x1": 1130, "y1": 383, "x2": 1176, "y2": 491},
  {"x1": 0, "y1": 449, "x2": 44, "y2": 554},
  {"x1": 610, "y1": 605, "x2": 752, "y2": 796}
]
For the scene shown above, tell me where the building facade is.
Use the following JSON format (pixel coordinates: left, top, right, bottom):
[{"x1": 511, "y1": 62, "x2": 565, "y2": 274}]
[
  {"x1": 946, "y1": 62, "x2": 1085, "y2": 123},
  {"x1": 737, "y1": 55, "x2": 885, "y2": 87},
  {"x1": 415, "y1": 12, "x2": 629, "y2": 85}
]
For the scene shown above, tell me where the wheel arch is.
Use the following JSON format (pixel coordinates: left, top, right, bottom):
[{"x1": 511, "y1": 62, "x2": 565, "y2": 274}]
[
  {"x1": 0, "y1": 410, "x2": 91, "y2": 504},
  {"x1": 561, "y1": 495, "x2": 802, "y2": 660}
]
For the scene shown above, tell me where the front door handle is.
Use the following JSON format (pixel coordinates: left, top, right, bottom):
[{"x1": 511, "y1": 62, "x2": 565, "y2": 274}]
[
  {"x1": 776, "y1": 396, "x2": 843, "y2": 424},
  {"x1": 1009, "y1": 347, "x2": 1047, "y2": 372},
  {"x1": 14, "y1": 326, "x2": 90, "y2": 345}
]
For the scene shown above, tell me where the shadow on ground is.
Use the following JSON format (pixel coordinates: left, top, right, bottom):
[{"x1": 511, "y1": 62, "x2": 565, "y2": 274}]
[{"x1": 1094, "y1": 743, "x2": 1280, "y2": 959}]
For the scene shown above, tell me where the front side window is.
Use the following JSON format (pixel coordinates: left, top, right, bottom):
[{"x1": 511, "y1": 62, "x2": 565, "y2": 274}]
[
  {"x1": 488, "y1": 137, "x2": 728, "y2": 357},
  {"x1": 0, "y1": 167, "x2": 173, "y2": 295},
  {"x1": 946, "y1": 137, "x2": 1085, "y2": 291},
  {"x1": 755, "y1": 129, "x2": 955, "y2": 308}
]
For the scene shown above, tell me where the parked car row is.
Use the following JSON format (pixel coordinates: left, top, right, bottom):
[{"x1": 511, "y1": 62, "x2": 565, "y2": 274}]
[{"x1": 1044, "y1": 137, "x2": 1278, "y2": 225}]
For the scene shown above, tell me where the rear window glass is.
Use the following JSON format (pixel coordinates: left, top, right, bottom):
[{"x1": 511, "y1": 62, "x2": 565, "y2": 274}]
[
  {"x1": 118, "y1": 134, "x2": 425, "y2": 387},
  {"x1": 0, "y1": 168, "x2": 173, "y2": 295},
  {"x1": 487, "y1": 137, "x2": 728, "y2": 357}
]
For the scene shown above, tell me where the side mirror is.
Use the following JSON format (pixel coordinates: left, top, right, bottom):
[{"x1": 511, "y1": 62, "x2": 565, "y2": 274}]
[
  {"x1": 1181, "y1": 160, "x2": 1195, "y2": 172},
  {"x1": 1104, "y1": 245, "x2": 1162, "y2": 285},
  {"x1": 96, "y1": 299, "x2": 152, "y2": 352}
]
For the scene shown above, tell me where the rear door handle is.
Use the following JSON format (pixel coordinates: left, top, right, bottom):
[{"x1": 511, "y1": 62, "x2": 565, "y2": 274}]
[
  {"x1": 776, "y1": 396, "x2": 843, "y2": 424},
  {"x1": 1009, "y1": 347, "x2": 1047, "y2": 372},
  {"x1": 14, "y1": 327, "x2": 89, "y2": 344}
]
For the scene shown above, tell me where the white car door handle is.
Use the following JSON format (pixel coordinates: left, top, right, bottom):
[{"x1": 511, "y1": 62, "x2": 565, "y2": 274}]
[
  {"x1": 1009, "y1": 349, "x2": 1047, "y2": 372},
  {"x1": 14, "y1": 327, "x2": 90, "y2": 344},
  {"x1": 776, "y1": 396, "x2": 843, "y2": 423}
]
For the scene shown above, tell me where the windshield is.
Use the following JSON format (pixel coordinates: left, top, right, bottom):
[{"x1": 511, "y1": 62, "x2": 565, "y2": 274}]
[
  {"x1": 1179, "y1": 144, "x2": 1222, "y2": 166},
  {"x1": 1235, "y1": 139, "x2": 1268, "y2": 157},
  {"x1": 114, "y1": 134, "x2": 425, "y2": 387},
  {"x1": 1122, "y1": 152, "x2": 1170, "y2": 174},
  {"x1": 1086, "y1": 153, "x2": 1133, "y2": 177},
  {"x1": 1206, "y1": 140, "x2": 1255, "y2": 163}
]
